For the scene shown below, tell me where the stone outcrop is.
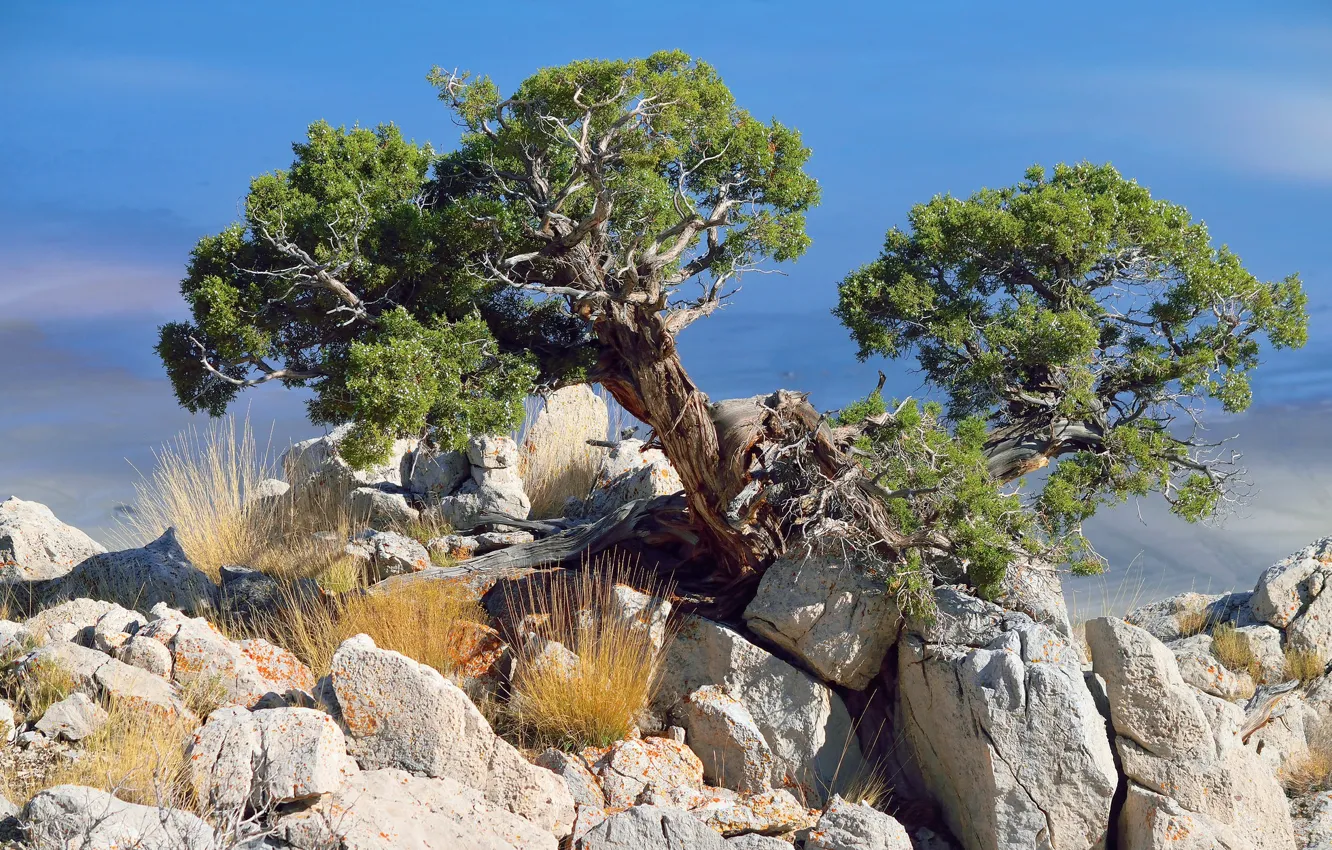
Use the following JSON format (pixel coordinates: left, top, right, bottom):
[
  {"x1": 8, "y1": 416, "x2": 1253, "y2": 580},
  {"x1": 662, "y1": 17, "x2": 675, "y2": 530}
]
[
  {"x1": 190, "y1": 706, "x2": 359, "y2": 811},
  {"x1": 743, "y1": 554, "x2": 902, "y2": 690},
  {"x1": 520, "y1": 384, "x2": 610, "y2": 514},
  {"x1": 576, "y1": 805, "x2": 728, "y2": 850},
  {"x1": 282, "y1": 423, "x2": 414, "y2": 503},
  {"x1": 805, "y1": 796, "x2": 913, "y2": 850},
  {"x1": 329, "y1": 633, "x2": 575, "y2": 836},
  {"x1": 429, "y1": 435, "x2": 532, "y2": 529},
  {"x1": 655, "y1": 615, "x2": 864, "y2": 807},
  {"x1": 35, "y1": 692, "x2": 107, "y2": 742},
  {"x1": 23, "y1": 785, "x2": 216, "y2": 849},
  {"x1": 898, "y1": 590, "x2": 1118, "y2": 850},
  {"x1": 0, "y1": 496, "x2": 105, "y2": 584},
  {"x1": 571, "y1": 438, "x2": 683, "y2": 520},
  {"x1": 138, "y1": 606, "x2": 315, "y2": 708},
  {"x1": 673, "y1": 685, "x2": 774, "y2": 794},
  {"x1": 281, "y1": 768, "x2": 559, "y2": 850},
  {"x1": 54, "y1": 529, "x2": 217, "y2": 614},
  {"x1": 593, "y1": 736, "x2": 705, "y2": 809},
  {"x1": 1086, "y1": 616, "x2": 1295, "y2": 849},
  {"x1": 23, "y1": 640, "x2": 191, "y2": 718}
]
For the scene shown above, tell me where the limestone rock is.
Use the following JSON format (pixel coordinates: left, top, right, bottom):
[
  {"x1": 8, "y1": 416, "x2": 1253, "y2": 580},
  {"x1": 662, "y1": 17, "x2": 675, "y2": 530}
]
[
  {"x1": 994, "y1": 555, "x2": 1074, "y2": 640},
  {"x1": 576, "y1": 439, "x2": 683, "y2": 520},
  {"x1": 674, "y1": 685, "x2": 774, "y2": 794},
  {"x1": 1170, "y1": 634, "x2": 1254, "y2": 701},
  {"x1": 576, "y1": 805, "x2": 727, "y2": 850},
  {"x1": 140, "y1": 610, "x2": 315, "y2": 708},
  {"x1": 1251, "y1": 537, "x2": 1332, "y2": 628},
  {"x1": 0, "y1": 497, "x2": 105, "y2": 583},
  {"x1": 0, "y1": 620, "x2": 28, "y2": 656},
  {"x1": 245, "y1": 477, "x2": 290, "y2": 505},
  {"x1": 23, "y1": 785, "x2": 215, "y2": 849},
  {"x1": 655, "y1": 615, "x2": 863, "y2": 807},
  {"x1": 24, "y1": 641, "x2": 190, "y2": 718},
  {"x1": 114, "y1": 634, "x2": 173, "y2": 677},
  {"x1": 725, "y1": 836, "x2": 792, "y2": 850},
  {"x1": 218, "y1": 565, "x2": 290, "y2": 621},
  {"x1": 430, "y1": 534, "x2": 480, "y2": 560},
  {"x1": 23, "y1": 598, "x2": 141, "y2": 646},
  {"x1": 54, "y1": 528, "x2": 217, "y2": 614},
  {"x1": 519, "y1": 385, "x2": 609, "y2": 514},
  {"x1": 474, "y1": 530, "x2": 535, "y2": 553},
  {"x1": 805, "y1": 796, "x2": 912, "y2": 850},
  {"x1": 609, "y1": 584, "x2": 672, "y2": 652},
  {"x1": 1088, "y1": 616, "x2": 1295, "y2": 849},
  {"x1": 329, "y1": 634, "x2": 574, "y2": 836},
  {"x1": 282, "y1": 423, "x2": 412, "y2": 502},
  {"x1": 0, "y1": 699, "x2": 14, "y2": 743},
  {"x1": 1236, "y1": 623, "x2": 1286, "y2": 683},
  {"x1": 743, "y1": 555, "x2": 901, "y2": 690},
  {"x1": 356, "y1": 529, "x2": 431, "y2": 578},
  {"x1": 35, "y1": 692, "x2": 107, "y2": 742},
  {"x1": 1085, "y1": 617, "x2": 1212, "y2": 759},
  {"x1": 190, "y1": 706, "x2": 358, "y2": 810},
  {"x1": 536, "y1": 748, "x2": 605, "y2": 808},
  {"x1": 690, "y1": 788, "x2": 813, "y2": 837},
  {"x1": 283, "y1": 768, "x2": 559, "y2": 850},
  {"x1": 403, "y1": 445, "x2": 470, "y2": 500},
  {"x1": 593, "y1": 737, "x2": 705, "y2": 809},
  {"x1": 901, "y1": 609, "x2": 1117, "y2": 850},
  {"x1": 349, "y1": 485, "x2": 420, "y2": 527}
]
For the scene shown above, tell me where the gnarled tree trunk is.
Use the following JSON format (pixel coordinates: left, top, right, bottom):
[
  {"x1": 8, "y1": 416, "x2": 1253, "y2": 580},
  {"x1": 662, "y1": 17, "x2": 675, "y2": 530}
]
[{"x1": 592, "y1": 302, "x2": 843, "y2": 591}]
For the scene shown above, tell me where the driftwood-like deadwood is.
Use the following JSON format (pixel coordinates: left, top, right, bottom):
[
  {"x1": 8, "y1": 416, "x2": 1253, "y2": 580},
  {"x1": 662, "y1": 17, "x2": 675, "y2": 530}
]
[{"x1": 368, "y1": 494, "x2": 700, "y2": 596}]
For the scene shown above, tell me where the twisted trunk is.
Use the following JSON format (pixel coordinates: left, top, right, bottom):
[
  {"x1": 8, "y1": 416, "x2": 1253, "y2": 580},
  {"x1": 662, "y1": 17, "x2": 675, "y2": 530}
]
[
  {"x1": 591, "y1": 302, "x2": 840, "y2": 589},
  {"x1": 984, "y1": 419, "x2": 1106, "y2": 483}
]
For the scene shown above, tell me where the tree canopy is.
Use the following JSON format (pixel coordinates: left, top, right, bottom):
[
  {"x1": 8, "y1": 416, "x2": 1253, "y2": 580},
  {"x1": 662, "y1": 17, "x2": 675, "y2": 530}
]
[
  {"x1": 836, "y1": 162, "x2": 1307, "y2": 573},
  {"x1": 156, "y1": 56, "x2": 1307, "y2": 611}
]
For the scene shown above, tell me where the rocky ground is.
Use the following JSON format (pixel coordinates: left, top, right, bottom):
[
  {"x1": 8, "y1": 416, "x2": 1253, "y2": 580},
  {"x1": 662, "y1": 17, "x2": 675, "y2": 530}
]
[{"x1": 0, "y1": 387, "x2": 1330, "y2": 848}]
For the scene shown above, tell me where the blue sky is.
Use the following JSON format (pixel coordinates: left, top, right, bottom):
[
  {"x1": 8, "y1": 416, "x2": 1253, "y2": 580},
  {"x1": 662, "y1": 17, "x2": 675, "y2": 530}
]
[{"x1": 3, "y1": 0, "x2": 1331, "y2": 606}]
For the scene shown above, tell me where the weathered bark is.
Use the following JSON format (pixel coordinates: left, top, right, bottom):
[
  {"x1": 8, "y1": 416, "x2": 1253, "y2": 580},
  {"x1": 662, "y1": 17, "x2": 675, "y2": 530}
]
[
  {"x1": 983, "y1": 419, "x2": 1106, "y2": 483},
  {"x1": 591, "y1": 302, "x2": 843, "y2": 587}
]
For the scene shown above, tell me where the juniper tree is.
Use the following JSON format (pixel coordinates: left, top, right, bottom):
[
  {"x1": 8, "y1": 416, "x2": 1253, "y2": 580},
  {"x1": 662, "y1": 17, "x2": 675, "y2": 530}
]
[
  {"x1": 835, "y1": 162, "x2": 1308, "y2": 577},
  {"x1": 158, "y1": 55, "x2": 1306, "y2": 611}
]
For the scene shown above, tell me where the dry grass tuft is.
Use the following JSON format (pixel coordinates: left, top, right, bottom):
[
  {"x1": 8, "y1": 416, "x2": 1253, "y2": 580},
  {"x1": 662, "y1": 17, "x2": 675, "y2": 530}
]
[
  {"x1": 117, "y1": 416, "x2": 366, "y2": 592},
  {"x1": 1175, "y1": 608, "x2": 1211, "y2": 638},
  {"x1": 1211, "y1": 623, "x2": 1262, "y2": 681},
  {"x1": 0, "y1": 695, "x2": 195, "y2": 810},
  {"x1": 504, "y1": 553, "x2": 674, "y2": 751},
  {"x1": 115, "y1": 415, "x2": 277, "y2": 582},
  {"x1": 1283, "y1": 720, "x2": 1332, "y2": 797},
  {"x1": 8, "y1": 657, "x2": 77, "y2": 722},
  {"x1": 249, "y1": 580, "x2": 490, "y2": 679},
  {"x1": 519, "y1": 391, "x2": 607, "y2": 519},
  {"x1": 1285, "y1": 646, "x2": 1327, "y2": 684},
  {"x1": 839, "y1": 764, "x2": 892, "y2": 809}
]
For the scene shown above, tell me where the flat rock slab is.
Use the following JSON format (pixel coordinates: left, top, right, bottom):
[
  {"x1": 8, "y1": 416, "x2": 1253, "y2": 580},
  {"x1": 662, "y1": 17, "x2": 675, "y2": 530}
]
[{"x1": 282, "y1": 768, "x2": 558, "y2": 850}]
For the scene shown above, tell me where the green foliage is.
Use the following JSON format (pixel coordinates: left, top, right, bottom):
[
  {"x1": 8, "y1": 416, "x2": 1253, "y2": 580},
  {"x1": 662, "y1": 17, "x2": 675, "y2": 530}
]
[
  {"x1": 850, "y1": 397, "x2": 1037, "y2": 600},
  {"x1": 836, "y1": 162, "x2": 1307, "y2": 582},
  {"x1": 430, "y1": 50, "x2": 819, "y2": 290},
  {"x1": 160, "y1": 53, "x2": 819, "y2": 470}
]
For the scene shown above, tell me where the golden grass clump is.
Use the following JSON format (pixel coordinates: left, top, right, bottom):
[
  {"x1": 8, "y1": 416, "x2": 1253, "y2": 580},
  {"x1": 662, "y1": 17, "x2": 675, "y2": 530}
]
[
  {"x1": 504, "y1": 553, "x2": 674, "y2": 751},
  {"x1": 118, "y1": 415, "x2": 366, "y2": 592},
  {"x1": 1282, "y1": 719, "x2": 1332, "y2": 797},
  {"x1": 9, "y1": 657, "x2": 77, "y2": 723},
  {"x1": 251, "y1": 580, "x2": 491, "y2": 679},
  {"x1": 1175, "y1": 608, "x2": 1211, "y2": 638},
  {"x1": 1211, "y1": 622, "x2": 1262, "y2": 681},
  {"x1": 1285, "y1": 646, "x2": 1327, "y2": 684},
  {"x1": 116, "y1": 415, "x2": 277, "y2": 582},
  {"x1": 519, "y1": 388, "x2": 609, "y2": 519},
  {"x1": 0, "y1": 696, "x2": 196, "y2": 810}
]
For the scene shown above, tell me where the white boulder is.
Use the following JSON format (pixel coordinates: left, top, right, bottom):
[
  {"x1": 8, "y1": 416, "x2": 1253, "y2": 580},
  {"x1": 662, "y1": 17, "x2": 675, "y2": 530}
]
[
  {"x1": 329, "y1": 634, "x2": 575, "y2": 836},
  {"x1": 23, "y1": 785, "x2": 215, "y2": 850},
  {"x1": 0, "y1": 497, "x2": 105, "y2": 583},
  {"x1": 743, "y1": 555, "x2": 902, "y2": 689}
]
